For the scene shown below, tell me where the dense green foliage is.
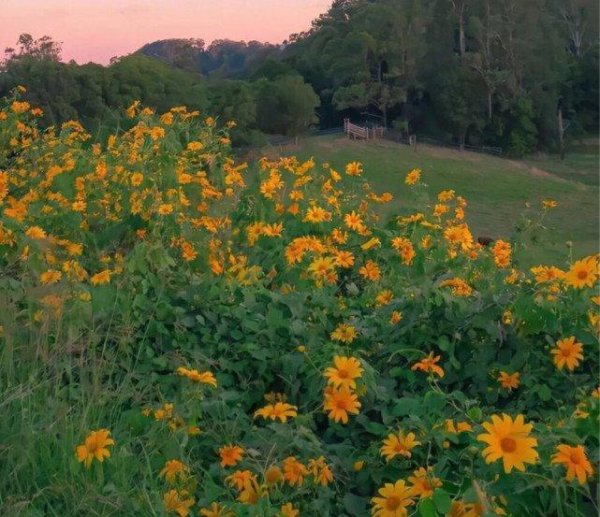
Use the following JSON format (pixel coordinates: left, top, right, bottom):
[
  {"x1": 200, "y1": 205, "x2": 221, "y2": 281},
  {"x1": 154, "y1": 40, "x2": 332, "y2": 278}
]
[
  {"x1": 0, "y1": 39, "x2": 318, "y2": 146},
  {"x1": 285, "y1": 0, "x2": 598, "y2": 155}
]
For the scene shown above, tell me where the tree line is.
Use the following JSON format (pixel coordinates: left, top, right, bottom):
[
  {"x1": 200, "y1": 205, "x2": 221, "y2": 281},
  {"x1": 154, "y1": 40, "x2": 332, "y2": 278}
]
[
  {"x1": 284, "y1": 0, "x2": 598, "y2": 156},
  {"x1": 1, "y1": 0, "x2": 598, "y2": 156},
  {"x1": 0, "y1": 35, "x2": 320, "y2": 146}
]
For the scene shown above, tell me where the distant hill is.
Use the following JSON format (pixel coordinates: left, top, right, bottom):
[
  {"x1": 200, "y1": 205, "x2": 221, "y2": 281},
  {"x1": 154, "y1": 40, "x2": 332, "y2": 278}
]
[{"x1": 137, "y1": 38, "x2": 280, "y2": 78}]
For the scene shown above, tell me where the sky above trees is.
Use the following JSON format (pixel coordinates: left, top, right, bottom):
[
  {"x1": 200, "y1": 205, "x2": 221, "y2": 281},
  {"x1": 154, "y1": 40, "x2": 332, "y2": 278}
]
[{"x1": 1, "y1": 0, "x2": 331, "y2": 64}]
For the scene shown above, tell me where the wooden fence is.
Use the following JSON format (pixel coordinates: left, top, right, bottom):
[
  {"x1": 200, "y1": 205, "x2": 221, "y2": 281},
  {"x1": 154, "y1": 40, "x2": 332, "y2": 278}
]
[{"x1": 343, "y1": 118, "x2": 385, "y2": 140}]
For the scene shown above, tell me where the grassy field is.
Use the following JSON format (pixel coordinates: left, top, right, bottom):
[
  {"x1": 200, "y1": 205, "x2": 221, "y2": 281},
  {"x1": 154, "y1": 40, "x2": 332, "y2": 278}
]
[{"x1": 270, "y1": 135, "x2": 599, "y2": 266}]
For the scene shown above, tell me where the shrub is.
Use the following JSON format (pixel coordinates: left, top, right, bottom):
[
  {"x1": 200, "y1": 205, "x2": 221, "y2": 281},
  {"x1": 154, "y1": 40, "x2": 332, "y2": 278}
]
[{"x1": 0, "y1": 89, "x2": 598, "y2": 516}]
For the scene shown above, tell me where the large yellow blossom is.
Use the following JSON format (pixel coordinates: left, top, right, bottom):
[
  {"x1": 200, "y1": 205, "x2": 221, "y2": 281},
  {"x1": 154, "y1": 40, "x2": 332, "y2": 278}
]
[
  {"x1": 371, "y1": 479, "x2": 415, "y2": 516},
  {"x1": 477, "y1": 414, "x2": 538, "y2": 473},
  {"x1": 75, "y1": 429, "x2": 115, "y2": 468},
  {"x1": 324, "y1": 356, "x2": 363, "y2": 389}
]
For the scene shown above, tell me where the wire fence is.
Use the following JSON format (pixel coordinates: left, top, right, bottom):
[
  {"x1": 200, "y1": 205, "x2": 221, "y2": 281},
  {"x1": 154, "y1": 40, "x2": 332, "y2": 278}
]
[{"x1": 382, "y1": 129, "x2": 503, "y2": 156}]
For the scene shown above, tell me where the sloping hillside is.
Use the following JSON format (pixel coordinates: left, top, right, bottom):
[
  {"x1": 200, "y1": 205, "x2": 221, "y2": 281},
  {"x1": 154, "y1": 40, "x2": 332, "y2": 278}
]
[{"x1": 275, "y1": 135, "x2": 599, "y2": 266}]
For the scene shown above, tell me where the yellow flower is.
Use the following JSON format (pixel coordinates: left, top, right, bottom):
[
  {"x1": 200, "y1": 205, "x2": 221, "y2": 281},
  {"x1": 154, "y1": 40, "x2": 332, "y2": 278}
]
[
  {"x1": 280, "y1": 502, "x2": 300, "y2": 517},
  {"x1": 552, "y1": 444, "x2": 594, "y2": 485},
  {"x1": 254, "y1": 402, "x2": 298, "y2": 422},
  {"x1": 307, "y1": 256, "x2": 336, "y2": 282},
  {"x1": 331, "y1": 323, "x2": 357, "y2": 343},
  {"x1": 359, "y1": 260, "x2": 381, "y2": 281},
  {"x1": 219, "y1": 445, "x2": 244, "y2": 467},
  {"x1": 374, "y1": 289, "x2": 393, "y2": 307},
  {"x1": 11, "y1": 100, "x2": 31, "y2": 114},
  {"x1": 439, "y1": 277, "x2": 473, "y2": 297},
  {"x1": 380, "y1": 430, "x2": 421, "y2": 461},
  {"x1": 438, "y1": 189, "x2": 455, "y2": 202},
  {"x1": 353, "y1": 460, "x2": 365, "y2": 471},
  {"x1": 323, "y1": 386, "x2": 361, "y2": 424},
  {"x1": 176, "y1": 367, "x2": 217, "y2": 387},
  {"x1": 362, "y1": 237, "x2": 381, "y2": 250},
  {"x1": 477, "y1": 414, "x2": 538, "y2": 473},
  {"x1": 408, "y1": 467, "x2": 442, "y2": 498},
  {"x1": 542, "y1": 199, "x2": 558, "y2": 208},
  {"x1": 443, "y1": 224, "x2": 473, "y2": 251},
  {"x1": 411, "y1": 352, "x2": 444, "y2": 378},
  {"x1": 492, "y1": 240, "x2": 511, "y2": 268},
  {"x1": 75, "y1": 429, "x2": 115, "y2": 468},
  {"x1": 125, "y1": 100, "x2": 140, "y2": 118},
  {"x1": 391, "y1": 236, "x2": 416, "y2": 266},
  {"x1": 371, "y1": 479, "x2": 415, "y2": 516},
  {"x1": 405, "y1": 168, "x2": 421, "y2": 185},
  {"x1": 40, "y1": 270, "x2": 62, "y2": 285},
  {"x1": 444, "y1": 420, "x2": 472, "y2": 434},
  {"x1": 497, "y1": 371, "x2": 520, "y2": 391},
  {"x1": 163, "y1": 489, "x2": 195, "y2": 517},
  {"x1": 345, "y1": 161, "x2": 363, "y2": 176},
  {"x1": 334, "y1": 250, "x2": 355, "y2": 268},
  {"x1": 530, "y1": 265, "x2": 564, "y2": 284},
  {"x1": 160, "y1": 459, "x2": 189, "y2": 484},
  {"x1": 25, "y1": 226, "x2": 47, "y2": 239},
  {"x1": 90, "y1": 269, "x2": 111, "y2": 285},
  {"x1": 564, "y1": 256, "x2": 598, "y2": 289},
  {"x1": 71, "y1": 199, "x2": 87, "y2": 212},
  {"x1": 344, "y1": 210, "x2": 366, "y2": 232},
  {"x1": 433, "y1": 203, "x2": 449, "y2": 217},
  {"x1": 187, "y1": 141, "x2": 204, "y2": 151},
  {"x1": 237, "y1": 478, "x2": 266, "y2": 504},
  {"x1": 550, "y1": 336, "x2": 583, "y2": 371},
  {"x1": 324, "y1": 356, "x2": 363, "y2": 390},
  {"x1": 154, "y1": 403, "x2": 174, "y2": 421},
  {"x1": 180, "y1": 241, "x2": 197, "y2": 262},
  {"x1": 390, "y1": 311, "x2": 403, "y2": 325},
  {"x1": 160, "y1": 112, "x2": 174, "y2": 125},
  {"x1": 264, "y1": 464, "x2": 283, "y2": 484},
  {"x1": 131, "y1": 172, "x2": 144, "y2": 186},
  {"x1": 225, "y1": 469, "x2": 256, "y2": 490},
  {"x1": 573, "y1": 405, "x2": 589, "y2": 419},
  {"x1": 158, "y1": 203, "x2": 174, "y2": 215},
  {"x1": 308, "y1": 456, "x2": 334, "y2": 486},
  {"x1": 282, "y1": 456, "x2": 309, "y2": 486},
  {"x1": 187, "y1": 425, "x2": 201, "y2": 436}
]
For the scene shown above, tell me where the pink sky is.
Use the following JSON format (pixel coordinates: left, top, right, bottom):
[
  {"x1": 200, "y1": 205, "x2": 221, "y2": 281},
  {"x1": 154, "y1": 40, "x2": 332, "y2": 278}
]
[{"x1": 2, "y1": 0, "x2": 332, "y2": 65}]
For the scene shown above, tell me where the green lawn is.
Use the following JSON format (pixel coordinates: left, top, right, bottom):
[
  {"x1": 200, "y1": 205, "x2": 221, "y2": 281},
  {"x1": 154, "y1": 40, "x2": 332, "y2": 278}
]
[{"x1": 269, "y1": 135, "x2": 599, "y2": 267}]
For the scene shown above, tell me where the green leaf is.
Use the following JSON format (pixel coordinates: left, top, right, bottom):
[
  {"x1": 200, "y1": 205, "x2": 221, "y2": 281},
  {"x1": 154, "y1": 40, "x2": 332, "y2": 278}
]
[
  {"x1": 537, "y1": 384, "x2": 552, "y2": 401},
  {"x1": 424, "y1": 391, "x2": 446, "y2": 413},
  {"x1": 467, "y1": 407, "x2": 482, "y2": 422},
  {"x1": 343, "y1": 493, "x2": 367, "y2": 516},
  {"x1": 419, "y1": 497, "x2": 438, "y2": 517},
  {"x1": 433, "y1": 489, "x2": 452, "y2": 513}
]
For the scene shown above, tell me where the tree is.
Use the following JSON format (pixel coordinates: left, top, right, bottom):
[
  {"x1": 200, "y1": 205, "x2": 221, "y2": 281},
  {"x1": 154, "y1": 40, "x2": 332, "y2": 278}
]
[
  {"x1": 3, "y1": 34, "x2": 62, "y2": 64},
  {"x1": 208, "y1": 80, "x2": 259, "y2": 145},
  {"x1": 503, "y1": 95, "x2": 537, "y2": 156},
  {"x1": 255, "y1": 75, "x2": 320, "y2": 140},
  {"x1": 432, "y1": 67, "x2": 485, "y2": 149}
]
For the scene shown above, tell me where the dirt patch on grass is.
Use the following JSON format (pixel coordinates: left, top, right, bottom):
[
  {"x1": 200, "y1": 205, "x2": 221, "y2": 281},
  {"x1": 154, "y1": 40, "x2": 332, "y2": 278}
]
[{"x1": 527, "y1": 166, "x2": 557, "y2": 179}]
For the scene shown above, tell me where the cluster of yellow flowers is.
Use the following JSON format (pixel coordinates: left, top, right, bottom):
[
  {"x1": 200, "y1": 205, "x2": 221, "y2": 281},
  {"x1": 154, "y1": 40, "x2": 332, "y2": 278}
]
[
  {"x1": 323, "y1": 355, "x2": 363, "y2": 424},
  {"x1": 3, "y1": 95, "x2": 598, "y2": 515},
  {"x1": 370, "y1": 411, "x2": 594, "y2": 516}
]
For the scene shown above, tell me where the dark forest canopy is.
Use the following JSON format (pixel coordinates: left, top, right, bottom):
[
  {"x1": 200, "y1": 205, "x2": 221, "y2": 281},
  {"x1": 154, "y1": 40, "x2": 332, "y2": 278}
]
[{"x1": 1, "y1": 0, "x2": 598, "y2": 156}]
